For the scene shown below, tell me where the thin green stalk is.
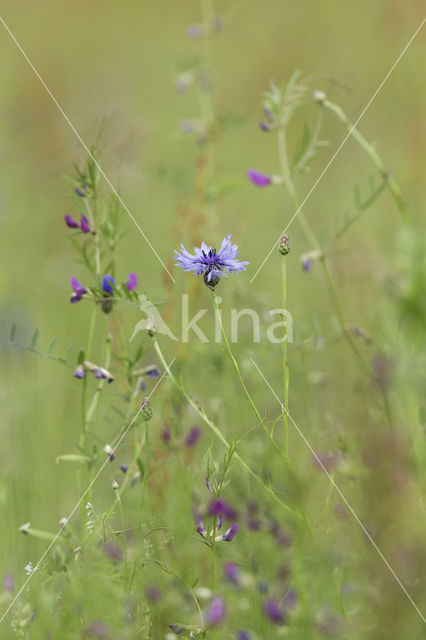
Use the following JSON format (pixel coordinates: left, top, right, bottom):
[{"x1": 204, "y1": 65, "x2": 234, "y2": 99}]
[
  {"x1": 281, "y1": 256, "x2": 289, "y2": 455},
  {"x1": 140, "y1": 422, "x2": 149, "y2": 532},
  {"x1": 277, "y1": 125, "x2": 369, "y2": 372},
  {"x1": 322, "y1": 98, "x2": 408, "y2": 223},
  {"x1": 116, "y1": 491, "x2": 129, "y2": 588},
  {"x1": 153, "y1": 338, "x2": 299, "y2": 518}
]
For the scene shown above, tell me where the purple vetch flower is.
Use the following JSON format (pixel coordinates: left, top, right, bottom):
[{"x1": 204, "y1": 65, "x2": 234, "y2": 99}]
[
  {"x1": 101, "y1": 274, "x2": 115, "y2": 294},
  {"x1": 75, "y1": 188, "x2": 86, "y2": 198},
  {"x1": 246, "y1": 168, "x2": 272, "y2": 187},
  {"x1": 221, "y1": 523, "x2": 239, "y2": 542},
  {"x1": 302, "y1": 257, "x2": 313, "y2": 272},
  {"x1": 224, "y1": 562, "x2": 240, "y2": 585},
  {"x1": 161, "y1": 426, "x2": 171, "y2": 444},
  {"x1": 73, "y1": 365, "x2": 86, "y2": 379},
  {"x1": 104, "y1": 444, "x2": 115, "y2": 461},
  {"x1": 259, "y1": 120, "x2": 272, "y2": 132},
  {"x1": 208, "y1": 498, "x2": 237, "y2": 519},
  {"x1": 103, "y1": 541, "x2": 122, "y2": 562},
  {"x1": 174, "y1": 235, "x2": 249, "y2": 288},
  {"x1": 206, "y1": 596, "x2": 226, "y2": 626},
  {"x1": 120, "y1": 464, "x2": 128, "y2": 474},
  {"x1": 64, "y1": 214, "x2": 79, "y2": 229},
  {"x1": 237, "y1": 631, "x2": 252, "y2": 640},
  {"x1": 70, "y1": 277, "x2": 88, "y2": 303},
  {"x1": 185, "y1": 426, "x2": 201, "y2": 447},
  {"x1": 216, "y1": 514, "x2": 223, "y2": 530},
  {"x1": 125, "y1": 272, "x2": 138, "y2": 291},
  {"x1": 283, "y1": 589, "x2": 297, "y2": 609},
  {"x1": 263, "y1": 599, "x2": 286, "y2": 625},
  {"x1": 80, "y1": 214, "x2": 90, "y2": 234},
  {"x1": 206, "y1": 477, "x2": 212, "y2": 491}
]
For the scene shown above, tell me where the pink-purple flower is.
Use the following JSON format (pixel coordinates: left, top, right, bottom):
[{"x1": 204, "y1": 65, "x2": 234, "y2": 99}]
[
  {"x1": 246, "y1": 168, "x2": 272, "y2": 187},
  {"x1": 70, "y1": 277, "x2": 88, "y2": 303}
]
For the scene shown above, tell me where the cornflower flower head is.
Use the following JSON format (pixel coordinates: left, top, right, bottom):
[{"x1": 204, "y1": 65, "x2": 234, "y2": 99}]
[{"x1": 174, "y1": 235, "x2": 249, "y2": 288}]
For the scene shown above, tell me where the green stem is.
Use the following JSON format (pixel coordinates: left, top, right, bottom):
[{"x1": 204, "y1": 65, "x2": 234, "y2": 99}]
[
  {"x1": 322, "y1": 98, "x2": 408, "y2": 223},
  {"x1": 153, "y1": 338, "x2": 299, "y2": 518},
  {"x1": 277, "y1": 126, "x2": 368, "y2": 372},
  {"x1": 140, "y1": 422, "x2": 149, "y2": 531},
  {"x1": 116, "y1": 492, "x2": 129, "y2": 588},
  {"x1": 281, "y1": 256, "x2": 289, "y2": 455}
]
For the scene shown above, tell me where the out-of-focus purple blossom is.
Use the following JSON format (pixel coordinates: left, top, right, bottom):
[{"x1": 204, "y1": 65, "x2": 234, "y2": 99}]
[
  {"x1": 84, "y1": 621, "x2": 109, "y2": 638},
  {"x1": 211, "y1": 16, "x2": 225, "y2": 31},
  {"x1": 125, "y1": 272, "x2": 138, "y2": 291},
  {"x1": 80, "y1": 214, "x2": 90, "y2": 234},
  {"x1": 221, "y1": 523, "x2": 239, "y2": 542},
  {"x1": 70, "y1": 277, "x2": 88, "y2": 303},
  {"x1": 264, "y1": 107, "x2": 273, "y2": 119},
  {"x1": 284, "y1": 589, "x2": 297, "y2": 609},
  {"x1": 104, "y1": 444, "x2": 115, "y2": 461},
  {"x1": 186, "y1": 23, "x2": 205, "y2": 39},
  {"x1": 316, "y1": 613, "x2": 341, "y2": 635},
  {"x1": 247, "y1": 168, "x2": 272, "y2": 187},
  {"x1": 120, "y1": 464, "x2": 128, "y2": 474},
  {"x1": 64, "y1": 214, "x2": 79, "y2": 229},
  {"x1": 161, "y1": 426, "x2": 171, "y2": 444},
  {"x1": 101, "y1": 274, "x2": 115, "y2": 294},
  {"x1": 224, "y1": 562, "x2": 240, "y2": 585},
  {"x1": 237, "y1": 631, "x2": 251, "y2": 640},
  {"x1": 73, "y1": 365, "x2": 85, "y2": 379},
  {"x1": 263, "y1": 599, "x2": 286, "y2": 625},
  {"x1": 259, "y1": 120, "x2": 272, "y2": 132},
  {"x1": 185, "y1": 426, "x2": 201, "y2": 447},
  {"x1": 146, "y1": 585, "x2": 162, "y2": 603},
  {"x1": 3, "y1": 573, "x2": 14, "y2": 592},
  {"x1": 206, "y1": 477, "x2": 212, "y2": 491},
  {"x1": 371, "y1": 354, "x2": 392, "y2": 391},
  {"x1": 302, "y1": 257, "x2": 313, "y2": 271},
  {"x1": 75, "y1": 188, "x2": 86, "y2": 198},
  {"x1": 258, "y1": 581, "x2": 269, "y2": 594},
  {"x1": 103, "y1": 542, "x2": 122, "y2": 562},
  {"x1": 206, "y1": 596, "x2": 226, "y2": 626},
  {"x1": 208, "y1": 498, "x2": 237, "y2": 519},
  {"x1": 140, "y1": 380, "x2": 147, "y2": 391}
]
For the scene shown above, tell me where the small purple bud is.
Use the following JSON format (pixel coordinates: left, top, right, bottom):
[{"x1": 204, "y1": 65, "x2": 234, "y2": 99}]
[
  {"x1": 224, "y1": 562, "x2": 240, "y2": 585},
  {"x1": 64, "y1": 214, "x2": 79, "y2": 229},
  {"x1": 125, "y1": 272, "x2": 138, "y2": 291},
  {"x1": 216, "y1": 514, "x2": 223, "y2": 531},
  {"x1": 206, "y1": 596, "x2": 226, "y2": 626},
  {"x1": 264, "y1": 107, "x2": 273, "y2": 119},
  {"x1": 196, "y1": 519, "x2": 207, "y2": 538},
  {"x1": 141, "y1": 397, "x2": 153, "y2": 421},
  {"x1": 73, "y1": 365, "x2": 85, "y2": 379},
  {"x1": 237, "y1": 632, "x2": 251, "y2": 640},
  {"x1": 80, "y1": 214, "x2": 90, "y2": 234},
  {"x1": 120, "y1": 464, "x2": 128, "y2": 474},
  {"x1": 75, "y1": 188, "x2": 85, "y2": 198},
  {"x1": 140, "y1": 379, "x2": 147, "y2": 391},
  {"x1": 222, "y1": 523, "x2": 239, "y2": 542},
  {"x1": 278, "y1": 234, "x2": 290, "y2": 256},
  {"x1": 101, "y1": 274, "x2": 115, "y2": 294},
  {"x1": 246, "y1": 168, "x2": 272, "y2": 188},
  {"x1": 146, "y1": 366, "x2": 161, "y2": 378},
  {"x1": 263, "y1": 599, "x2": 285, "y2": 625},
  {"x1": 185, "y1": 426, "x2": 201, "y2": 447},
  {"x1": 259, "y1": 121, "x2": 271, "y2": 132},
  {"x1": 206, "y1": 477, "x2": 212, "y2": 491}
]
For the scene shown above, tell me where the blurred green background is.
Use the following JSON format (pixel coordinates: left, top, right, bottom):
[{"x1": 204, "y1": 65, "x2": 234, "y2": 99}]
[{"x1": 0, "y1": 1, "x2": 425, "y2": 638}]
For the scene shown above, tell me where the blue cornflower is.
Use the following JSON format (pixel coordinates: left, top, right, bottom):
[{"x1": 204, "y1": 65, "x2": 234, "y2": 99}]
[{"x1": 174, "y1": 235, "x2": 249, "y2": 288}]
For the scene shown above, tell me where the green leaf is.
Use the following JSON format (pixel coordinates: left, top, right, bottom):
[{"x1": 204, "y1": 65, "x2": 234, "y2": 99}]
[
  {"x1": 56, "y1": 454, "x2": 91, "y2": 464},
  {"x1": 47, "y1": 337, "x2": 58, "y2": 354},
  {"x1": 31, "y1": 329, "x2": 40, "y2": 348},
  {"x1": 77, "y1": 349, "x2": 85, "y2": 365},
  {"x1": 9, "y1": 322, "x2": 16, "y2": 342},
  {"x1": 63, "y1": 342, "x2": 77, "y2": 361}
]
